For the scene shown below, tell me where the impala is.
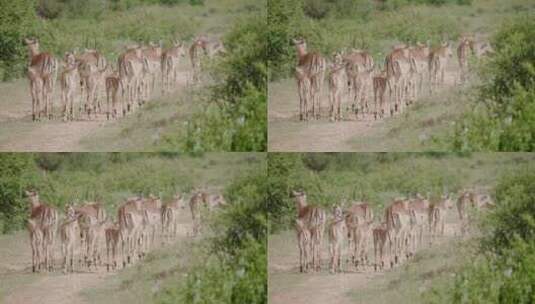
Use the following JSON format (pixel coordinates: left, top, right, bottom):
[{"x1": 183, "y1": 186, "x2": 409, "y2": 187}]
[
  {"x1": 189, "y1": 36, "x2": 225, "y2": 84},
  {"x1": 161, "y1": 40, "x2": 186, "y2": 94},
  {"x1": 429, "y1": 41, "x2": 453, "y2": 93},
  {"x1": 77, "y1": 49, "x2": 107, "y2": 118},
  {"x1": 105, "y1": 222, "x2": 121, "y2": 271},
  {"x1": 161, "y1": 193, "x2": 184, "y2": 242},
  {"x1": 295, "y1": 66, "x2": 311, "y2": 121},
  {"x1": 28, "y1": 218, "x2": 44, "y2": 272},
  {"x1": 385, "y1": 45, "x2": 412, "y2": 113},
  {"x1": 372, "y1": 221, "x2": 390, "y2": 271},
  {"x1": 408, "y1": 42, "x2": 430, "y2": 100},
  {"x1": 26, "y1": 190, "x2": 59, "y2": 271},
  {"x1": 428, "y1": 194, "x2": 454, "y2": 243},
  {"x1": 343, "y1": 49, "x2": 374, "y2": 117},
  {"x1": 407, "y1": 194, "x2": 430, "y2": 253},
  {"x1": 60, "y1": 52, "x2": 79, "y2": 121},
  {"x1": 60, "y1": 209, "x2": 79, "y2": 273},
  {"x1": 141, "y1": 194, "x2": 162, "y2": 253},
  {"x1": 329, "y1": 205, "x2": 346, "y2": 274},
  {"x1": 457, "y1": 36, "x2": 474, "y2": 84},
  {"x1": 293, "y1": 38, "x2": 327, "y2": 120},
  {"x1": 295, "y1": 218, "x2": 311, "y2": 273},
  {"x1": 25, "y1": 38, "x2": 58, "y2": 121},
  {"x1": 189, "y1": 191, "x2": 204, "y2": 236},
  {"x1": 372, "y1": 68, "x2": 389, "y2": 119},
  {"x1": 117, "y1": 197, "x2": 145, "y2": 267},
  {"x1": 105, "y1": 69, "x2": 121, "y2": 119},
  {"x1": 344, "y1": 202, "x2": 373, "y2": 269},
  {"x1": 328, "y1": 53, "x2": 346, "y2": 122},
  {"x1": 141, "y1": 42, "x2": 162, "y2": 102},
  {"x1": 384, "y1": 198, "x2": 411, "y2": 266},
  {"x1": 292, "y1": 190, "x2": 326, "y2": 271},
  {"x1": 118, "y1": 46, "x2": 144, "y2": 113}
]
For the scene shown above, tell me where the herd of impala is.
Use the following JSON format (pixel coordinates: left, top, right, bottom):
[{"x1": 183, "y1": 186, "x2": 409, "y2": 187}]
[
  {"x1": 292, "y1": 189, "x2": 494, "y2": 274},
  {"x1": 293, "y1": 34, "x2": 494, "y2": 122},
  {"x1": 24, "y1": 36, "x2": 225, "y2": 122},
  {"x1": 25, "y1": 188, "x2": 226, "y2": 273}
]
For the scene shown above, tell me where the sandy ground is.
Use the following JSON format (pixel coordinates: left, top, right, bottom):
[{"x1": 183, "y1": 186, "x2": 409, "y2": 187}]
[
  {"x1": 269, "y1": 216, "x2": 461, "y2": 304},
  {"x1": 268, "y1": 64, "x2": 459, "y2": 152},
  {"x1": 0, "y1": 72, "x2": 189, "y2": 152}
]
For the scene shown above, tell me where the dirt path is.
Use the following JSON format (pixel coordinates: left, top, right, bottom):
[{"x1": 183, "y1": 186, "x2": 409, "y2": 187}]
[
  {"x1": 269, "y1": 222, "x2": 460, "y2": 304},
  {"x1": 268, "y1": 67, "x2": 459, "y2": 152},
  {"x1": 0, "y1": 72, "x2": 189, "y2": 152}
]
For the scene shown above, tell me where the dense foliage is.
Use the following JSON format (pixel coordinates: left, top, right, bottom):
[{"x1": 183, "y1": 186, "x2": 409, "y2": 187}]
[
  {"x1": 157, "y1": 168, "x2": 267, "y2": 304},
  {"x1": 432, "y1": 168, "x2": 535, "y2": 304},
  {"x1": 0, "y1": 0, "x2": 39, "y2": 80},
  {"x1": 0, "y1": 154, "x2": 36, "y2": 233},
  {"x1": 173, "y1": 12, "x2": 267, "y2": 152},
  {"x1": 453, "y1": 16, "x2": 535, "y2": 151}
]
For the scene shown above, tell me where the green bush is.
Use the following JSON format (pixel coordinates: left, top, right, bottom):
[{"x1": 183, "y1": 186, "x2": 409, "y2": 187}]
[
  {"x1": 172, "y1": 13, "x2": 267, "y2": 152},
  {"x1": 432, "y1": 168, "x2": 535, "y2": 304},
  {"x1": 0, "y1": 154, "x2": 37, "y2": 233},
  {"x1": 452, "y1": 16, "x2": 535, "y2": 151},
  {"x1": 157, "y1": 169, "x2": 267, "y2": 304},
  {"x1": 0, "y1": 0, "x2": 39, "y2": 80}
]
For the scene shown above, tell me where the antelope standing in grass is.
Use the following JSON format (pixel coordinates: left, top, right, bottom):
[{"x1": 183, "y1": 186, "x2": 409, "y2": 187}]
[
  {"x1": 141, "y1": 42, "x2": 162, "y2": 102},
  {"x1": 26, "y1": 190, "x2": 59, "y2": 271},
  {"x1": 295, "y1": 218, "x2": 311, "y2": 273},
  {"x1": 457, "y1": 36, "x2": 474, "y2": 84},
  {"x1": 295, "y1": 66, "x2": 311, "y2": 121},
  {"x1": 118, "y1": 46, "x2": 144, "y2": 113},
  {"x1": 60, "y1": 52, "x2": 79, "y2": 121},
  {"x1": 77, "y1": 49, "x2": 107, "y2": 118},
  {"x1": 118, "y1": 197, "x2": 145, "y2": 267},
  {"x1": 189, "y1": 191, "x2": 204, "y2": 236},
  {"x1": 372, "y1": 67, "x2": 389, "y2": 119},
  {"x1": 60, "y1": 207, "x2": 79, "y2": 273},
  {"x1": 71, "y1": 202, "x2": 106, "y2": 267},
  {"x1": 161, "y1": 40, "x2": 186, "y2": 94},
  {"x1": 408, "y1": 42, "x2": 430, "y2": 101},
  {"x1": 25, "y1": 38, "x2": 58, "y2": 121},
  {"x1": 189, "y1": 36, "x2": 225, "y2": 84},
  {"x1": 292, "y1": 190, "x2": 326, "y2": 271},
  {"x1": 105, "y1": 69, "x2": 121, "y2": 120},
  {"x1": 328, "y1": 205, "x2": 346, "y2": 274},
  {"x1": 372, "y1": 222, "x2": 390, "y2": 271},
  {"x1": 161, "y1": 193, "x2": 184, "y2": 242},
  {"x1": 105, "y1": 222, "x2": 121, "y2": 271},
  {"x1": 343, "y1": 49, "x2": 374, "y2": 117},
  {"x1": 293, "y1": 38, "x2": 327, "y2": 120},
  {"x1": 385, "y1": 45, "x2": 413, "y2": 113},
  {"x1": 328, "y1": 52, "x2": 346, "y2": 122},
  {"x1": 384, "y1": 198, "x2": 411, "y2": 267},
  {"x1": 428, "y1": 194, "x2": 454, "y2": 244},
  {"x1": 407, "y1": 194, "x2": 430, "y2": 253},
  {"x1": 429, "y1": 41, "x2": 453, "y2": 93},
  {"x1": 141, "y1": 194, "x2": 162, "y2": 253},
  {"x1": 345, "y1": 202, "x2": 373, "y2": 269},
  {"x1": 28, "y1": 219, "x2": 44, "y2": 273}
]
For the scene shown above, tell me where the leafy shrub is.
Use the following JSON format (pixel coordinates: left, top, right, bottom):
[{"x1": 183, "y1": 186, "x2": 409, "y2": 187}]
[
  {"x1": 0, "y1": 154, "x2": 37, "y2": 233},
  {"x1": 171, "y1": 13, "x2": 267, "y2": 152},
  {"x1": 302, "y1": 0, "x2": 330, "y2": 19},
  {"x1": 452, "y1": 16, "x2": 535, "y2": 151},
  {"x1": 432, "y1": 168, "x2": 535, "y2": 304},
  {"x1": 157, "y1": 169, "x2": 267, "y2": 304},
  {"x1": 0, "y1": 0, "x2": 39, "y2": 80}
]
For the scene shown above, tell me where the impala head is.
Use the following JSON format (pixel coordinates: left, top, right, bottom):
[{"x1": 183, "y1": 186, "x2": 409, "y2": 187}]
[
  {"x1": 25, "y1": 190, "x2": 40, "y2": 207},
  {"x1": 441, "y1": 41, "x2": 454, "y2": 58},
  {"x1": 476, "y1": 42, "x2": 494, "y2": 57},
  {"x1": 292, "y1": 190, "x2": 307, "y2": 207},
  {"x1": 63, "y1": 52, "x2": 76, "y2": 67},
  {"x1": 24, "y1": 38, "x2": 40, "y2": 57},
  {"x1": 331, "y1": 51, "x2": 343, "y2": 66},
  {"x1": 332, "y1": 205, "x2": 343, "y2": 220},
  {"x1": 292, "y1": 38, "x2": 307, "y2": 56},
  {"x1": 65, "y1": 203, "x2": 76, "y2": 219}
]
